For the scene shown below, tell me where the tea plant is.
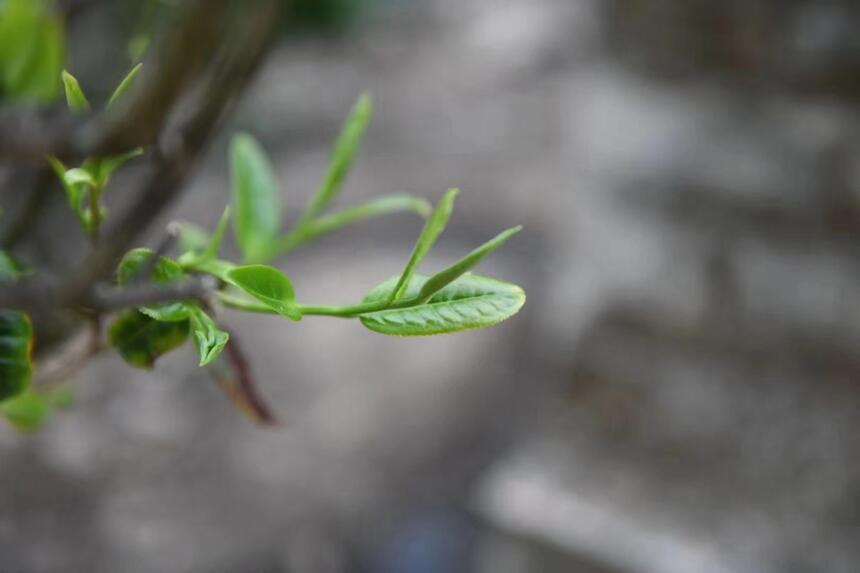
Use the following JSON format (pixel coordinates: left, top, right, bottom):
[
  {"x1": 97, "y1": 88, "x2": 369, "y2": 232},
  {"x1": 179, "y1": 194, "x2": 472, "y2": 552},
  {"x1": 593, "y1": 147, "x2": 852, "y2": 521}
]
[{"x1": 0, "y1": 0, "x2": 525, "y2": 428}]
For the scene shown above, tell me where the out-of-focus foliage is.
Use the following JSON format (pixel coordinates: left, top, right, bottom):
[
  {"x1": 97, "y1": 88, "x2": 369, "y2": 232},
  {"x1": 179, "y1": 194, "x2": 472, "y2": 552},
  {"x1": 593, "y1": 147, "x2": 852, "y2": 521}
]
[{"x1": 0, "y1": 0, "x2": 64, "y2": 103}]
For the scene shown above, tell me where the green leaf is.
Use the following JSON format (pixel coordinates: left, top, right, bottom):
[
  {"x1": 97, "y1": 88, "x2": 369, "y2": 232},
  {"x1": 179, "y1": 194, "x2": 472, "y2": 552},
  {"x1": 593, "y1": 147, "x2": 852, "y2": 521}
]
[
  {"x1": 61, "y1": 69, "x2": 90, "y2": 113},
  {"x1": 359, "y1": 273, "x2": 525, "y2": 336},
  {"x1": 389, "y1": 188, "x2": 459, "y2": 302},
  {"x1": 189, "y1": 258, "x2": 236, "y2": 282},
  {"x1": 189, "y1": 308, "x2": 229, "y2": 366},
  {"x1": 204, "y1": 205, "x2": 231, "y2": 261},
  {"x1": 177, "y1": 222, "x2": 211, "y2": 257},
  {"x1": 415, "y1": 225, "x2": 522, "y2": 303},
  {"x1": 299, "y1": 93, "x2": 373, "y2": 224},
  {"x1": 107, "y1": 62, "x2": 142, "y2": 109},
  {"x1": 97, "y1": 147, "x2": 144, "y2": 185},
  {"x1": 230, "y1": 133, "x2": 281, "y2": 263},
  {"x1": 0, "y1": 250, "x2": 26, "y2": 283},
  {"x1": 108, "y1": 309, "x2": 190, "y2": 370},
  {"x1": 277, "y1": 194, "x2": 432, "y2": 255},
  {"x1": 1, "y1": 391, "x2": 50, "y2": 431},
  {"x1": 63, "y1": 167, "x2": 96, "y2": 189},
  {"x1": 49, "y1": 157, "x2": 86, "y2": 224},
  {"x1": 225, "y1": 264, "x2": 302, "y2": 321},
  {"x1": 0, "y1": 0, "x2": 64, "y2": 104},
  {"x1": 117, "y1": 248, "x2": 192, "y2": 321},
  {"x1": 0, "y1": 310, "x2": 33, "y2": 401}
]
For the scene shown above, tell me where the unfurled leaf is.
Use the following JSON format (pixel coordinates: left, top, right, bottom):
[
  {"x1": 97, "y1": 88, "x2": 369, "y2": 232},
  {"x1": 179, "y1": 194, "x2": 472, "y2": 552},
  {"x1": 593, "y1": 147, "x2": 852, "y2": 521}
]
[
  {"x1": 299, "y1": 93, "x2": 373, "y2": 224},
  {"x1": 415, "y1": 225, "x2": 521, "y2": 303},
  {"x1": 189, "y1": 259, "x2": 236, "y2": 282},
  {"x1": 61, "y1": 70, "x2": 90, "y2": 112},
  {"x1": 389, "y1": 188, "x2": 458, "y2": 302},
  {"x1": 359, "y1": 273, "x2": 525, "y2": 336},
  {"x1": 230, "y1": 133, "x2": 280, "y2": 262},
  {"x1": 225, "y1": 265, "x2": 301, "y2": 320},
  {"x1": 108, "y1": 309, "x2": 189, "y2": 369},
  {"x1": 117, "y1": 248, "x2": 192, "y2": 321},
  {"x1": 189, "y1": 308, "x2": 229, "y2": 366},
  {"x1": 0, "y1": 0, "x2": 64, "y2": 104},
  {"x1": 107, "y1": 62, "x2": 142, "y2": 109},
  {"x1": 0, "y1": 310, "x2": 33, "y2": 401}
]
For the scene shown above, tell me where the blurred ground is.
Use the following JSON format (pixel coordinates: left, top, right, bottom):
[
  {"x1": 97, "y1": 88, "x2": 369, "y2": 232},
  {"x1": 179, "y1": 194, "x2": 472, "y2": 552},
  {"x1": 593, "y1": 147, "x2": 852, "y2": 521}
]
[{"x1": 2, "y1": 0, "x2": 860, "y2": 572}]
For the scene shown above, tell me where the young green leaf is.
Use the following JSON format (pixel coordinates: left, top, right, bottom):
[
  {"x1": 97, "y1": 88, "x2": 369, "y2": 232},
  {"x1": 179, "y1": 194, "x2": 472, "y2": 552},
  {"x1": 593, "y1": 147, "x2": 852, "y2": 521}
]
[
  {"x1": 389, "y1": 188, "x2": 459, "y2": 302},
  {"x1": 299, "y1": 93, "x2": 373, "y2": 224},
  {"x1": 189, "y1": 308, "x2": 229, "y2": 366},
  {"x1": 177, "y1": 222, "x2": 211, "y2": 257},
  {"x1": 1, "y1": 391, "x2": 50, "y2": 431},
  {"x1": 277, "y1": 194, "x2": 432, "y2": 255},
  {"x1": 415, "y1": 225, "x2": 522, "y2": 303},
  {"x1": 107, "y1": 62, "x2": 142, "y2": 109},
  {"x1": 61, "y1": 69, "x2": 90, "y2": 112},
  {"x1": 108, "y1": 309, "x2": 190, "y2": 370},
  {"x1": 0, "y1": 0, "x2": 64, "y2": 104},
  {"x1": 97, "y1": 147, "x2": 144, "y2": 185},
  {"x1": 0, "y1": 310, "x2": 33, "y2": 401},
  {"x1": 204, "y1": 206, "x2": 231, "y2": 261},
  {"x1": 49, "y1": 157, "x2": 87, "y2": 225},
  {"x1": 117, "y1": 248, "x2": 192, "y2": 321},
  {"x1": 359, "y1": 273, "x2": 525, "y2": 336},
  {"x1": 63, "y1": 167, "x2": 96, "y2": 189},
  {"x1": 230, "y1": 133, "x2": 281, "y2": 263},
  {"x1": 225, "y1": 265, "x2": 302, "y2": 321}
]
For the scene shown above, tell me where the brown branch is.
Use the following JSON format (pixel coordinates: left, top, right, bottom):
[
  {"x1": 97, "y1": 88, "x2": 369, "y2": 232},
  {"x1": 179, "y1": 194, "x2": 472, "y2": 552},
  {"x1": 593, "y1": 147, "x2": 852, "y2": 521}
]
[{"x1": 0, "y1": 275, "x2": 214, "y2": 315}]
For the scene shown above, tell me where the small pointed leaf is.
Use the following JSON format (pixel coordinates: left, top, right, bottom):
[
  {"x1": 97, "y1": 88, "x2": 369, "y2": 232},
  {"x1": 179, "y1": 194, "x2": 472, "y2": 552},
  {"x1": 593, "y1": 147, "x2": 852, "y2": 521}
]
[
  {"x1": 360, "y1": 273, "x2": 525, "y2": 336},
  {"x1": 108, "y1": 309, "x2": 190, "y2": 370},
  {"x1": 61, "y1": 69, "x2": 90, "y2": 113},
  {"x1": 389, "y1": 188, "x2": 458, "y2": 302},
  {"x1": 300, "y1": 93, "x2": 373, "y2": 223},
  {"x1": 230, "y1": 133, "x2": 280, "y2": 263},
  {"x1": 416, "y1": 225, "x2": 522, "y2": 303},
  {"x1": 225, "y1": 264, "x2": 301, "y2": 321},
  {"x1": 189, "y1": 308, "x2": 229, "y2": 366},
  {"x1": 107, "y1": 62, "x2": 142, "y2": 109}
]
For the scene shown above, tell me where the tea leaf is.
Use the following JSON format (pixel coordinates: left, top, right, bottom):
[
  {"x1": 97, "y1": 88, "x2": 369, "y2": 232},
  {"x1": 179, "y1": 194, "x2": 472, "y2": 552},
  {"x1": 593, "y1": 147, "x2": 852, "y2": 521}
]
[
  {"x1": 360, "y1": 273, "x2": 525, "y2": 336},
  {"x1": 231, "y1": 133, "x2": 281, "y2": 263},
  {"x1": 225, "y1": 265, "x2": 301, "y2": 321}
]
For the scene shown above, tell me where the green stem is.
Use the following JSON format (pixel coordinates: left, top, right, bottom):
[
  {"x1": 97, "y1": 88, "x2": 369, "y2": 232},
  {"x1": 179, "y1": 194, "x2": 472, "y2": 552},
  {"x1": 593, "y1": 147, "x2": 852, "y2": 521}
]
[{"x1": 217, "y1": 290, "x2": 420, "y2": 318}]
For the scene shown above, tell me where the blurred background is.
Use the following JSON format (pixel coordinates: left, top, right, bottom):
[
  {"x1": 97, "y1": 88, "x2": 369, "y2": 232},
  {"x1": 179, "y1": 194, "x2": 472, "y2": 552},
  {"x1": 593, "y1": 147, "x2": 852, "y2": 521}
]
[{"x1": 2, "y1": 0, "x2": 860, "y2": 571}]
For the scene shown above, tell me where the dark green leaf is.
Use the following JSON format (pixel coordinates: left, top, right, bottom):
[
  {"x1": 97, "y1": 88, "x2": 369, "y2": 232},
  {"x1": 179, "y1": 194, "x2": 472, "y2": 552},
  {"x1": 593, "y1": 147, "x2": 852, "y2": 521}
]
[
  {"x1": 389, "y1": 188, "x2": 458, "y2": 302},
  {"x1": 108, "y1": 309, "x2": 189, "y2": 370},
  {"x1": 61, "y1": 70, "x2": 90, "y2": 113},
  {"x1": 107, "y1": 62, "x2": 142, "y2": 109},
  {"x1": 299, "y1": 93, "x2": 373, "y2": 224},
  {"x1": 0, "y1": 310, "x2": 33, "y2": 401},
  {"x1": 230, "y1": 133, "x2": 280, "y2": 262},
  {"x1": 415, "y1": 225, "x2": 521, "y2": 303},
  {"x1": 225, "y1": 264, "x2": 302, "y2": 321},
  {"x1": 359, "y1": 273, "x2": 525, "y2": 336},
  {"x1": 189, "y1": 308, "x2": 229, "y2": 366}
]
